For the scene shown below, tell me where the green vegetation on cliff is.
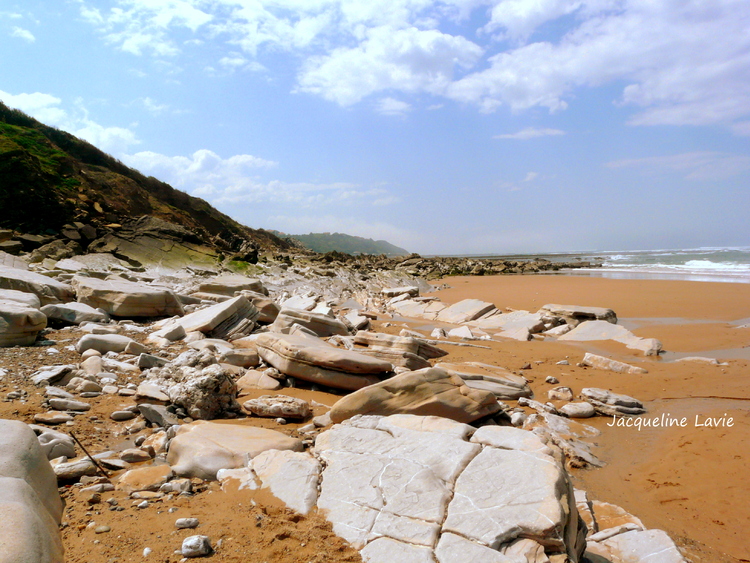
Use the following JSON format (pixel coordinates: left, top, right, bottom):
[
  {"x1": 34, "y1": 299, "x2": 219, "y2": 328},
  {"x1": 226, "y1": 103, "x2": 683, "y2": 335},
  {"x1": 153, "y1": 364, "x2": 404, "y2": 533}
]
[{"x1": 286, "y1": 232, "x2": 409, "y2": 257}]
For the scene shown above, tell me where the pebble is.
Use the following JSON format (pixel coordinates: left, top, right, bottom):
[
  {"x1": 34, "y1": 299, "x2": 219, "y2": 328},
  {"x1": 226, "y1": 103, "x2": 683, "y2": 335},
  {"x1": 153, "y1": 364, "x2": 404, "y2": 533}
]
[
  {"x1": 556, "y1": 359, "x2": 570, "y2": 365},
  {"x1": 182, "y1": 535, "x2": 212, "y2": 558},
  {"x1": 143, "y1": 547, "x2": 152, "y2": 557},
  {"x1": 545, "y1": 376, "x2": 559, "y2": 384},
  {"x1": 95, "y1": 525, "x2": 111, "y2": 534},
  {"x1": 111, "y1": 410, "x2": 136, "y2": 421},
  {"x1": 175, "y1": 518, "x2": 200, "y2": 529},
  {"x1": 137, "y1": 500, "x2": 149, "y2": 509}
]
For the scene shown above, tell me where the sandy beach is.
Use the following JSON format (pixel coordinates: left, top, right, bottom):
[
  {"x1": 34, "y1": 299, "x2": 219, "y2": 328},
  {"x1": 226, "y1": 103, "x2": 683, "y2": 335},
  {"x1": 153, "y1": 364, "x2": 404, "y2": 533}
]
[{"x1": 425, "y1": 274, "x2": 750, "y2": 562}]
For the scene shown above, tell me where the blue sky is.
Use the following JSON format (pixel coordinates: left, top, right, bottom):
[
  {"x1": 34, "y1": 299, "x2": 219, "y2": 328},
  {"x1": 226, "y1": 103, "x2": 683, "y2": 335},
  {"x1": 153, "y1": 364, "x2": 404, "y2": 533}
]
[{"x1": 2, "y1": 0, "x2": 749, "y2": 254}]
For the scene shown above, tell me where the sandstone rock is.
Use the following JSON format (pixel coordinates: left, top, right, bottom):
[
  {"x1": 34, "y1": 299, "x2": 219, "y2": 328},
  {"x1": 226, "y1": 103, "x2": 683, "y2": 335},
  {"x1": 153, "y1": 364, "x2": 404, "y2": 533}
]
[
  {"x1": 48, "y1": 398, "x2": 90, "y2": 412},
  {"x1": 197, "y1": 275, "x2": 267, "y2": 297},
  {"x1": 138, "y1": 403, "x2": 179, "y2": 428},
  {"x1": 581, "y1": 388, "x2": 646, "y2": 416},
  {"x1": 33, "y1": 412, "x2": 73, "y2": 425},
  {"x1": 382, "y1": 286, "x2": 419, "y2": 298},
  {"x1": 436, "y1": 299, "x2": 497, "y2": 324},
  {"x1": 52, "y1": 458, "x2": 97, "y2": 481},
  {"x1": 270, "y1": 308, "x2": 349, "y2": 337},
  {"x1": 238, "y1": 291, "x2": 280, "y2": 323},
  {"x1": 182, "y1": 535, "x2": 212, "y2": 558},
  {"x1": 243, "y1": 395, "x2": 311, "y2": 419},
  {"x1": 435, "y1": 362, "x2": 532, "y2": 400},
  {"x1": 356, "y1": 347, "x2": 431, "y2": 371},
  {"x1": 167, "y1": 420, "x2": 303, "y2": 480},
  {"x1": 76, "y1": 333, "x2": 136, "y2": 355},
  {"x1": 0, "y1": 289, "x2": 40, "y2": 309},
  {"x1": 329, "y1": 367, "x2": 500, "y2": 424},
  {"x1": 236, "y1": 370, "x2": 282, "y2": 393},
  {"x1": 116, "y1": 465, "x2": 173, "y2": 494},
  {"x1": 255, "y1": 332, "x2": 391, "y2": 391},
  {"x1": 537, "y1": 304, "x2": 617, "y2": 326},
  {"x1": 560, "y1": 321, "x2": 662, "y2": 355},
  {"x1": 281, "y1": 294, "x2": 318, "y2": 311},
  {"x1": 586, "y1": 529, "x2": 687, "y2": 562},
  {"x1": 548, "y1": 386, "x2": 574, "y2": 402},
  {"x1": 135, "y1": 382, "x2": 170, "y2": 403},
  {"x1": 219, "y1": 348, "x2": 259, "y2": 368},
  {"x1": 176, "y1": 518, "x2": 200, "y2": 529},
  {"x1": 41, "y1": 302, "x2": 109, "y2": 326},
  {"x1": 251, "y1": 449, "x2": 321, "y2": 515},
  {"x1": 0, "y1": 265, "x2": 75, "y2": 306},
  {"x1": 31, "y1": 365, "x2": 77, "y2": 387},
  {"x1": 559, "y1": 402, "x2": 596, "y2": 418},
  {"x1": 166, "y1": 364, "x2": 239, "y2": 420},
  {"x1": 72, "y1": 276, "x2": 184, "y2": 318},
  {"x1": 0, "y1": 300, "x2": 46, "y2": 346},
  {"x1": 177, "y1": 296, "x2": 258, "y2": 340},
  {"x1": 581, "y1": 353, "x2": 648, "y2": 374},
  {"x1": 29, "y1": 426, "x2": 76, "y2": 460},
  {"x1": 353, "y1": 331, "x2": 448, "y2": 360},
  {"x1": 471, "y1": 310, "x2": 546, "y2": 334}
]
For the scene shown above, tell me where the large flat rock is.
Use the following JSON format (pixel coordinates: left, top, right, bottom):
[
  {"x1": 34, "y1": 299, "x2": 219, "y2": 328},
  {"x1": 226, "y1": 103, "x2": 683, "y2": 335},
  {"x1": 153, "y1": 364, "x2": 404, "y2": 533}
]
[
  {"x1": 270, "y1": 308, "x2": 349, "y2": 337},
  {"x1": 435, "y1": 362, "x2": 532, "y2": 400},
  {"x1": 167, "y1": 420, "x2": 303, "y2": 480},
  {"x1": 436, "y1": 299, "x2": 497, "y2": 324},
  {"x1": 255, "y1": 332, "x2": 392, "y2": 391},
  {"x1": 538, "y1": 304, "x2": 617, "y2": 325},
  {"x1": 0, "y1": 265, "x2": 74, "y2": 306},
  {"x1": 586, "y1": 529, "x2": 687, "y2": 562},
  {"x1": 0, "y1": 301, "x2": 46, "y2": 346},
  {"x1": 559, "y1": 320, "x2": 662, "y2": 355},
  {"x1": 176, "y1": 295, "x2": 258, "y2": 338},
  {"x1": 196, "y1": 275, "x2": 267, "y2": 296},
  {"x1": 329, "y1": 367, "x2": 501, "y2": 424},
  {"x1": 73, "y1": 276, "x2": 184, "y2": 318}
]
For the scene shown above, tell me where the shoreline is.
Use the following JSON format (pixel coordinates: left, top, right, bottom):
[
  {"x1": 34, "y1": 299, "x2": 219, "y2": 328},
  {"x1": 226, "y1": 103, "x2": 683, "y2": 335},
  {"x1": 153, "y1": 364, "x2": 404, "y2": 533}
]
[{"x1": 426, "y1": 274, "x2": 750, "y2": 562}]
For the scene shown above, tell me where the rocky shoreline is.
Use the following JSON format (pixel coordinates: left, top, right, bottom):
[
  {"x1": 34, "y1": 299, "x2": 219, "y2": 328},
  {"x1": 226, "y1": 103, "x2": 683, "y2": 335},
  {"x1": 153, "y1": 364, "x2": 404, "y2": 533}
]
[{"x1": 0, "y1": 222, "x2": 692, "y2": 563}]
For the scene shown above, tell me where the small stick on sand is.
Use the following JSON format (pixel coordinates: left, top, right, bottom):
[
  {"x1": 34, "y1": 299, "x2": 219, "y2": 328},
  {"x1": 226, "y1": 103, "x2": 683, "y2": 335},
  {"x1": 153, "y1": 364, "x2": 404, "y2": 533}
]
[{"x1": 69, "y1": 431, "x2": 109, "y2": 479}]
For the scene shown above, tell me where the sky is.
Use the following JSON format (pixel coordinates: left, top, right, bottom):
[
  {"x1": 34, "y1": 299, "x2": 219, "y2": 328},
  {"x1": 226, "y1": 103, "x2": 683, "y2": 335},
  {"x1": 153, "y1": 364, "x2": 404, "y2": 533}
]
[{"x1": 1, "y1": 0, "x2": 749, "y2": 255}]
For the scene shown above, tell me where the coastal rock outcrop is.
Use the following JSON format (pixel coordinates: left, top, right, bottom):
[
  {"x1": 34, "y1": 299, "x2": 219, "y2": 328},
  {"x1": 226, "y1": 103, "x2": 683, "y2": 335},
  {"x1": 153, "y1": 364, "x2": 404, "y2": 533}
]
[{"x1": 72, "y1": 276, "x2": 184, "y2": 317}]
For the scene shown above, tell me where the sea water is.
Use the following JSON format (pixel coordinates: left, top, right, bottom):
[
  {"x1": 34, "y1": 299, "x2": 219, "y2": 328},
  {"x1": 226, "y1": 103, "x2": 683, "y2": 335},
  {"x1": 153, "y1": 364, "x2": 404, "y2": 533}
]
[{"x1": 460, "y1": 246, "x2": 750, "y2": 283}]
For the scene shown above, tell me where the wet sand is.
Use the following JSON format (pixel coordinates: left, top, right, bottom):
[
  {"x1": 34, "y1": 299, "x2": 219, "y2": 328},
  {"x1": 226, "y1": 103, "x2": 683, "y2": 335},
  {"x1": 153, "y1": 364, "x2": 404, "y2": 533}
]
[{"x1": 426, "y1": 275, "x2": 750, "y2": 562}]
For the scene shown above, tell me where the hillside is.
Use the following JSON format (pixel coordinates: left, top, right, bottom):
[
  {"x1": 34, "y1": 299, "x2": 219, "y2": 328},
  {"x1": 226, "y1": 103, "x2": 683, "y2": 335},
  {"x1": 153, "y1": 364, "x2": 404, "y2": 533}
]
[
  {"x1": 0, "y1": 102, "x2": 291, "y2": 253},
  {"x1": 286, "y1": 232, "x2": 409, "y2": 257}
]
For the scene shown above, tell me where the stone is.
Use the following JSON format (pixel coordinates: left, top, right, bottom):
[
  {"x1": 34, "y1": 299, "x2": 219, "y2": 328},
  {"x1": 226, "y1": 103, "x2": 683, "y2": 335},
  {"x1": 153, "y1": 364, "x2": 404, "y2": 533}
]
[
  {"x1": 31, "y1": 365, "x2": 76, "y2": 387},
  {"x1": 110, "y1": 411, "x2": 136, "y2": 421},
  {"x1": 581, "y1": 388, "x2": 646, "y2": 416},
  {"x1": 166, "y1": 364, "x2": 239, "y2": 420},
  {"x1": 255, "y1": 332, "x2": 391, "y2": 391},
  {"x1": 270, "y1": 308, "x2": 349, "y2": 337},
  {"x1": 586, "y1": 529, "x2": 687, "y2": 563},
  {"x1": 315, "y1": 415, "x2": 584, "y2": 561},
  {"x1": 436, "y1": 299, "x2": 497, "y2": 324},
  {"x1": 329, "y1": 367, "x2": 501, "y2": 424},
  {"x1": 116, "y1": 465, "x2": 173, "y2": 494},
  {"x1": 76, "y1": 333, "x2": 137, "y2": 355},
  {"x1": 135, "y1": 382, "x2": 170, "y2": 403},
  {"x1": 559, "y1": 321, "x2": 662, "y2": 356},
  {"x1": 137, "y1": 353, "x2": 169, "y2": 369},
  {"x1": 80, "y1": 355, "x2": 103, "y2": 375},
  {"x1": 382, "y1": 286, "x2": 419, "y2": 298},
  {"x1": 238, "y1": 291, "x2": 279, "y2": 323},
  {"x1": 148, "y1": 322, "x2": 186, "y2": 343},
  {"x1": 251, "y1": 450, "x2": 321, "y2": 515},
  {"x1": 137, "y1": 403, "x2": 179, "y2": 428},
  {"x1": 52, "y1": 458, "x2": 97, "y2": 481},
  {"x1": 281, "y1": 294, "x2": 318, "y2": 311},
  {"x1": 537, "y1": 304, "x2": 617, "y2": 326},
  {"x1": 471, "y1": 310, "x2": 546, "y2": 334},
  {"x1": 353, "y1": 331, "x2": 448, "y2": 360},
  {"x1": 0, "y1": 265, "x2": 75, "y2": 306},
  {"x1": 182, "y1": 535, "x2": 212, "y2": 558},
  {"x1": 40, "y1": 302, "x2": 109, "y2": 326},
  {"x1": 176, "y1": 518, "x2": 200, "y2": 529},
  {"x1": 34, "y1": 412, "x2": 73, "y2": 425},
  {"x1": 436, "y1": 362, "x2": 532, "y2": 400},
  {"x1": 176, "y1": 295, "x2": 258, "y2": 339},
  {"x1": 236, "y1": 370, "x2": 282, "y2": 393},
  {"x1": 188, "y1": 338, "x2": 234, "y2": 355},
  {"x1": 243, "y1": 395, "x2": 311, "y2": 419},
  {"x1": 548, "y1": 386, "x2": 574, "y2": 402},
  {"x1": 72, "y1": 276, "x2": 184, "y2": 318},
  {"x1": 29, "y1": 425, "x2": 76, "y2": 460},
  {"x1": 0, "y1": 289, "x2": 40, "y2": 309},
  {"x1": 198, "y1": 275, "x2": 267, "y2": 296},
  {"x1": 48, "y1": 398, "x2": 90, "y2": 412},
  {"x1": 219, "y1": 348, "x2": 260, "y2": 368},
  {"x1": 344, "y1": 310, "x2": 370, "y2": 331},
  {"x1": 167, "y1": 420, "x2": 303, "y2": 480},
  {"x1": 559, "y1": 402, "x2": 596, "y2": 418},
  {"x1": 580, "y1": 353, "x2": 648, "y2": 374},
  {"x1": 356, "y1": 347, "x2": 431, "y2": 371},
  {"x1": 0, "y1": 301, "x2": 46, "y2": 346}
]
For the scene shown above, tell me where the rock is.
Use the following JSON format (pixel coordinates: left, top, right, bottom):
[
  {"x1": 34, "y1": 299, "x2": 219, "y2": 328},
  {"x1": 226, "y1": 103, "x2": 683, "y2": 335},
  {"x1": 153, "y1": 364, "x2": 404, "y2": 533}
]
[
  {"x1": 524, "y1": 413, "x2": 604, "y2": 469},
  {"x1": 243, "y1": 395, "x2": 311, "y2": 419},
  {"x1": 137, "y1": 353, "x2": 169, "y2": 369},
  {"x1": 255, "y1": 332, "x2": 391, "y2": 391},
  {"x1": 188, "y1": 338, "x2": 234, "y2": 355},
  {"x1": 135, "y1": 382, "x2": 170, "y2": 403},
  {"x1": 176, "y1": 296, "x2": 258, "y2": 340},
  {"x1": 0, "y1": 300, "x2": 46, "y2": 346},
  {"x1": 110, "y1": 411, "x2": 136, "y2": 421},
  {"x1": 197, "y1": 275, "x2": 267, "y2": 296},
  {"x1": 381, "y1": 286, "x2": 419, "y2": 298},
  {"x1": 40, "y1": 302, "x2": 109, "y2": 326},
  {"x1": 581, "y1": 388, "x2": 646, "y2": 416},
  {"x1": 52, "y1": 458, "x2": 97, "y2": 481},
  {"x1": 586, "y1": 529, "x2": 687, "y2": 562},
  {"x1": 344, "y1": 310, "x2": 370, "y2": 331},
  {"x1": 218, "y1": 348, "x2": 260, "y2": 368},
  {"x1": 548, "y1": 386, "x2": 574, "y2": 402},
  {"x1": 116, "y1": 465, "x2": 173, "y2": 494},
  {"x1": 353, "y1": 331, "x2": 448, "y2": 360},
  {"x1": 182, "y1": 535, "x2": 212, "y2": 558},
  {"x1": 0, "y1": 265, "x2": 75, "y2": 306},
  {"x1": 148, "y1": 322, "x2": 186, "y2": 343},
  {"x1": 236, "y1": 370, "x2": 282, "y2": 393},
  {"x1": 580, "y1": 352, "x2": 648, "y2": 374},
  {"x1": 435, "y1": 362, "x2": 532, "y2": 400},
  {"x1": 559, "y1": 320, "x2": 662, "y2": 355},
  {"x1": 251, "y1": 450, "x2": 321, "y2": 515},
  {"x1": 29, "y1": 425, "x2": 76, "y2": 460},
  {"x1": 176, "y1": 518, "x2": 200, "y2": 529},
  {"x1": 34, "y1": 412, "x2": 73, "y2": 425},
  {"x1": 137, "y1": 403, "x2": 179, "y2": 428},
  {"x1": 48, "y1": 398, "x2": 90, "y2": 412},
  {"x1": 559, "y1": 402, "x2": 596, "y2": 418},
  {"x1": 167, "y1": 420, "x2": 303, "y2": 480},
  {"x1": 472, "y1": 310, "x2": 546, "y2": 334},
  {"x1": 537, "y1": 304, "x2": 617, "y2": 326},
  {"x1": 329, "y1": 367, "x2": 501, "y2": 424},
  {"x1": 72, "y1": 276, "x2": 184, "y2": 318},
  {"x1": 270, "y1": 308, "x2": 349, "y2": 337},
  {"x1": 0, "y1": 289, "x2": 40, "y2": 309},
  {"x1": 436, "y1": 299, "x2": 497, "y2": 324},
  {"x1": 447, "y1": 325, "x2": 479, "y2": 340},
  {"x1": 356, "y1": 347, "x2": 431, "y2": 371},
  {"x1": 166, "y1": 364, "x2": 238, "y2": 420},
  {"x1": 281, "y1": 294, "x2": 318, "y2": 311},
  {"x1": 315, "y1": 415, "x2": 584, "y2": 560},
  {"x1": 80, "y1": 355, "x2": 103, "y2": 375},
  {"x1": 31, "y1": 365, "x2": 76, "y2": 387},
  {"x1": 76, "y1": 333, "x2": 139, "y2": 355},
  {"x1": 238, "y1": 291, "x2": 279, "y2": 323}
]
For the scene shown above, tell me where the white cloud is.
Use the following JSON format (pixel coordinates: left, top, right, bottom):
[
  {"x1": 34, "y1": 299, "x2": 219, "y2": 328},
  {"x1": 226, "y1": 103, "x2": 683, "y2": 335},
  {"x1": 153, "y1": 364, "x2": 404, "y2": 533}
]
[
  {"x1": 136, "y1": 96, "x2": 170, "y2": 114},
  {"x1": 375, "y1": 97, "x2": 411, "y2": 116},
  {"x1": 606, "y1": 152, "x2": 750, "y2": 181},
  {"x1": 494, "y1": 127, "x2": 565, "y2": 140},
  {"x1": 523, "y1": 171, "x2": 538, "y2": 182},
  {"x1": 11, "y1": 26, "x2": 35, "y2": 42}
]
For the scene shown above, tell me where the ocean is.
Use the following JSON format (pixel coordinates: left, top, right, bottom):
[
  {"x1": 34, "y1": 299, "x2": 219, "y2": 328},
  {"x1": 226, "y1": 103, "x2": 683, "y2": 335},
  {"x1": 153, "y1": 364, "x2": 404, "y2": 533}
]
[{"x1": 461, "y1": 246, "x2": 750, "y2": 283}]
